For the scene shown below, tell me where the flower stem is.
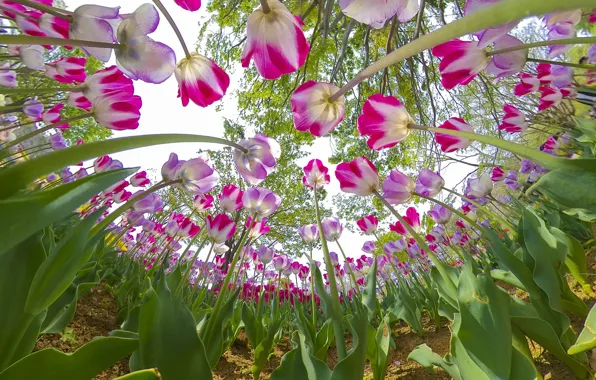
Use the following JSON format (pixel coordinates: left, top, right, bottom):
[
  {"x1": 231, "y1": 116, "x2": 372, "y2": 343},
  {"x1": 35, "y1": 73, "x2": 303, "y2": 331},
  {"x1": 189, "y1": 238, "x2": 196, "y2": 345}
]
[
  {"x1": 260, "y1": 0, "x2": 271, "y2": 13},
  {"x1": 0, "y1": 87, "x2": 82, "y2": 95},
  {"x1": 0, "y1": 113, "x2": 93, "y2": 152},
  {"x1": 372, "y1": 190, "x2": 458, "y2": 296},
  {"x1": 152, "y1": 0, "x2": 192, "y2": 59},
  {"x1": 335, "y1": 239, "x2": 360, "y2": 295},
  {"x1": 409, "y1": 124, "x2": 566, "y2": 171},
  {"x1": 328, "y1": 0, "x2": 596, "y2": 102},
  {"x1": 0, "y1": 35, "x2": 120, "y2": 49},
  {"x1": 10, "y1": 0, "x2": 71, "y2": 21},
  {"x1": 487, "y1": 36, "x2": 596, "y2": 56},
  {"x1": 313, "y1": 188, "x2": 347, "y2": 360},
  {"x1": 526, "y1": 57, "x2": 596, "y2": 70}
]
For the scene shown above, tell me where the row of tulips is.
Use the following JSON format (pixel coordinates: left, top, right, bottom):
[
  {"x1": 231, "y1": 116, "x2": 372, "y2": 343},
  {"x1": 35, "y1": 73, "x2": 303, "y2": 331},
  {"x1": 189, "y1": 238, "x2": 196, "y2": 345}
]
[{"x1": 1, "y1": 0, "x2": 596, "y2": 379}]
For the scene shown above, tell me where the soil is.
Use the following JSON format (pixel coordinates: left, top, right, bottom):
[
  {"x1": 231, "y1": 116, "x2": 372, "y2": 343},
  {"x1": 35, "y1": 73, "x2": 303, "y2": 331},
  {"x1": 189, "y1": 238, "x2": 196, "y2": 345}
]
[{"x1": 31, "y1": 249, "x2": 596, "y2": 379}]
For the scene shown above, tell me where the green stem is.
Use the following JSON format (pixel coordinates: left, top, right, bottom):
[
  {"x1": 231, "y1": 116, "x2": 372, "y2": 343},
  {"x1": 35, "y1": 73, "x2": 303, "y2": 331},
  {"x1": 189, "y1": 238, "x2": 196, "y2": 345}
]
[
  {"x1": 0, "y1": 35, "x2": 120, "y2": 49},
  {"x1": 372, "y1": 190, "x2": 458, "y2": 297},
  {"x1": 487, "y1": 36, "x2": 596, "y2": 56},
  {"x1": 10, "y1": 0, "x2": 71, "y2": 20},
  {"x1": 335, "y1": 239, "x2": 360, "y2": 295},
  {"x1": 410, "y1": 124, "x2": 564, "y2": 170},
  {"x1": 313, "y1": 188, "x2": 347, "y2": 360},
  {"x1": 1, "y1": 113, "x2": 93, "y2": 152},
  {"x1": 329, "y1": 0, "x2": 596, "y2": 101},
  {"x1": 526, "y1": 57, "x2": 596, "y2": 70},
  {"x1": 260, "y1": 0, "x2": 271, "y2": 13},
  {"x1": 308, "y1": 248, "x2": 317, "y2": 327},
  {"x1": 152, "y1": 0, "x2": 192, "y2": 59},
  {"x1": 0, "y1": 87, "x2": 82, "y2": 95},
  {"x1": 176, "y1": 227, "x2": 207, "y2": 297},
  {"x1": 91, "y1": 180, "x2": 179, "y2": 235}
]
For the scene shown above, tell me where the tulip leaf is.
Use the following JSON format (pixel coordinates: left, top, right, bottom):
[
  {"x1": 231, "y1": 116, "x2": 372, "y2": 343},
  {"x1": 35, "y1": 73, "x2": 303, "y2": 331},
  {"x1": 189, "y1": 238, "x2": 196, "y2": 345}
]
[
  {"x1": 362, "y1": 257, "x2": 379, "y2": 322},
  {"x1": 0, "y1": 168, "x2": 136, "y2": 255},
  {"x1": 366, "y1": 318, "x2": 392, "y2": 380},
  {"x1": 114, "y1": 369, "x2": 162, "y2": 379},
  {"x1": 252, "y1": 315, "x2": 283, "y2": 379},
  {"x1": 568, "y1": 303, "x2": 596, "y2": 355},
  {"x1": 0, "y1": 336, "x2": 138, "y2": 380},
  {"x1": 314, "y1": 319, "x2": 334, "y2": 361},
  {"x1": 408, "y1": 344, "x2": 461, "y2": 380},
  {"x1": 550, "y1": 227, "x2": 589, "y2": 290},
  {"x1": 242, "y1": 302, "x2": 263, "y2": 348},
  {"x1": 270, "y1": 331, "x2": 332, "y2": 380}
]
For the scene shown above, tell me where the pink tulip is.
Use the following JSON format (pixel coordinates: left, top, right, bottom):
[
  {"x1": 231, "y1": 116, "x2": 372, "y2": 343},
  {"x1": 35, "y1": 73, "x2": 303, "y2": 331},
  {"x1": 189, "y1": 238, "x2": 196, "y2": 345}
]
[
  {"x1": 356, "y1": 215, "x2": 378, "y2": 235},
  {"x1": 241, "y1": 0, "x2": 309, "y2": 80},
  {"x1": 67, "y1": 92, "x2": 92, "y2": 110},
  {"x1": 177, "y1": 156, "x2": 219, "y2": 194},
  {"x1": 537, "y1": 63, "x2": 573, "y2": 89},
  {"x1": 499, "y1": 104, "x2": 527, "y2": 133},
  {"x1": 382, "y1": 170, "x2": 414, "y2": 204},
  {"x1": 485, "y1": 35, "x2": 526, "y2": 80},
  {"x1": 463, "y1": 0, "x2": 516, "y2": 48},
  {"x1": 52, "y1": 57, "x2": 87, "y2": 84},
  {"x1": 491, "y1": 167, "x2": 506, "y2": 182},
  {"x1": 175, "y1": 53, "x2": 229, "y2": 107},
  {"x1": 389, "y1": 207, "x2": 421, "y2": 237},
  {"x1": 242, "y1": 187, "x2": 281, "y2": 220},
  {"x1": 538, "y1": 86, "x2": 562, "y2": 111},
  {"x1": 246, "y1": 217, "x2": 270, "y2": 238},
  {"x1": 514, "y1": 73, "x2": 540, "y2": 96},
  {"x1": 93, "y1": 92, "x2": 142, "y2": 130},
  {"x1": 42, "y1": 104, "x2": 68, "y2": 129},
  {"x1": 130, "y1": 171, "x2": 150, "y2": 187},
  {"x1": 0, "y1": 1, "x2": 26, "y2": 18},
  {"x1": 291, "y1": 81, "x2": 345, "y2": 137},
  {"x1": 415, "y1": 169, "x2": 444, "y2": 197},
  {"x1": 193, "y1": 193, "x2": 214, "y2": 212},
  {"x1": 233, "y1": 134, "x2": 280, "y2": 185},
  {"x1": 219, "y1": 184, "x2": 244, "y2": 213},
  {"x1": 431, "y1": 39, "x2": 489, "y2": 90},
  {"x1": 94, "y1": 155, "x2": 123, "y2": 172},
  {"x1": 435, "y1": 117, "x2": 473, "y2": 153},
  {"x1": 174, "y1": 0, "x2": 201, "y2": 11},
  {"x1": 82, "y1": 65, "x2": 134, "y2": 102},
  {"x1": 357, "y1": 94, "x2": 413, "y2": 150},
  {"x1": 302, "y1": 159, "x2": 330, "y2": 190},
  {"x1": 206, "y1": 214, "x2": 237, "y2": 243},
  {"x1": 113, "y1": 188, "x2": 132, "y2": 203},
  {"x1": 335, "y1": 156, "x2": 379, "y2": 196},
  {"x1": 339, "y1": 0, "x2": 419, "y2": 28},
  {"x1": 39, "y1": 13, "x2": 69, "y2": 39},
  {"x1": 179, "y1": 217, "x2": 200, "y2": 238}
]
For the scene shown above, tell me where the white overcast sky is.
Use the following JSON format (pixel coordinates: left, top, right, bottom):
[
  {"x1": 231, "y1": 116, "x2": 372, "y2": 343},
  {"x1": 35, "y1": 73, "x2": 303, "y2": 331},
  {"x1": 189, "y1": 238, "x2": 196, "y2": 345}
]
[{"x1": 65, "y1": 0, "x2": 473, "y2": 264}]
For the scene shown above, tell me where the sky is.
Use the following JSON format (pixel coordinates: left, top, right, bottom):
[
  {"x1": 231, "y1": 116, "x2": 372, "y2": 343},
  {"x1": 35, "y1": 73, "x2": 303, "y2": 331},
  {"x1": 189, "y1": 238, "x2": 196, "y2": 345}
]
[{"x1": 65, "y1": 0, "x2": 474, "y2": 265}]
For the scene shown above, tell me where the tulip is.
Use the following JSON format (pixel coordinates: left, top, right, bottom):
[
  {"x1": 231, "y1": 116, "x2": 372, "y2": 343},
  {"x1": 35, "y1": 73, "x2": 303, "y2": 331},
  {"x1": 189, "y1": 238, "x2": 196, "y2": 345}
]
[
  {"x1": 75, "y1": 168, "x2": 88, "y2": 180},
  {"x1": 242, "y1": 187, "x2": 281, "y2": 220},
  {"x1": 206, "y1": 214, "x2": 236, "y2": 243},
  {"x1": 407, "y1": 243, "x2": 421, "y2": 259},
  {"x1": 382, "y1": 170, "x2": 414, "y2": 204},
  {"x1": 383, "y1": 240, "x2": 404, "y2": 255},
  {"x1": 335, "y1": 156, "x2": 379, "y2": 196},
  {"x1": 113, "y1": 188, "x2": 133, "y2": 204},
  {"x1": 257, "y1": 246, "x2": 274, "y2": 264},
  {"x1": 241, "y1": 0, "x2": 309, "y2": 80},
  {"x1": 357, "y1": 94, "x2": 413, "y2": 150},
  {"x1": 0, "y1": 1, "x2": 26, "y2": 18},
  {"x1": 431, "y1": 39, "x2": 489, "y2": 90},
  {"x1": 504, "y1": 171, "x2": 521, "y2": 191},
  {"x1": 19, "y1": 45, "x2": 45, "y2": 71},
  {"x1": 69, "y1": 4, "x2": 121, "y2": 62},
  {"x1": 428, "y1": 204, "x2": 452, "y2": 225},
  {"x1": 291, "y1": 81, "x2": 345, "y2": 137},
  {"x1": 23, "y1": 97, "x2": 43, "y2": 119},
  {"x1": 93, "y1": 92, "x2": 142, "y2": 130},
  {"x1": 362, "y1": 241, "x2": 376, "y2": 253},
  {"x1": 177, "y1": 156, "x2": 220, "y2": 194},
  {"x1": 538, "y1": 86, "x2": 562, "y2": 111},
  {"x1": 356, "y1": 215, "x2": 378, "y2": 235},
  {"x1": 542, "y1": 136, "x2": 559, "y2": 153},
  {"x1": 130, "y1": 171, "x2": 150, "y2": 187},
  {"x1": 415, "y1": 169, "x2": 444, "y2": 197},
  {"x1": 94, "y1": 155, "x2": 123, "y2": 172},
  {"x1": 302, "y1": 159, "x2": 331, "y2": 190},
  {"x1": 133, "y1": 193, "x2": 164, "y2": 214},
  {"x1": 219, "y1": 184, "x2": 244, "y2": 213},
  {"x1": 233, "y1": 134, "x2": 280, "y2": 185},
  {"x1": 426, "y1": 225, "x2": 445, "y2": 243},
  {"x1": 546, "y1": 22, "x2": 575, "y2": 58},
  {"x1": 498, "y1": 104, "x2": 527, "y2": 133},
  {"x1": 61, "y1": 167, "x2": 74, "y2": 183},
  {"x1": 485, "y1": 35, "x2": 526, "y2": 80},
  {"x1": 273, "y1": 255, "x2": 290, "y2": 271},
  {"x1": 246, "y1": 217, "x2": 270, "y2": 238},
  {"x1": 463, "y1": 0, "x2": 516, "y2": 48},
  {"x1": 389, "y1": 207, "x2": 421, "y2": 237},
  {"x1": 514, "y1": 73, "x2": 540, "y2": 96},
  {"x1": 435, "y1": 117, "x2": 473, "y2": 153},
  {"x1": 39, "y1": 13, "x2": 70, "y2": 39},
  {"x1": 175, "y1": 53, "x2": 229, "y2": 107},
  {"x1": 537, "y1": 64, "x2": 573, "y2": 89},
  {"x1": 161, "y1": 153, "x2": 185, "y2": 181},
  {"x1": 491, "y1": 167, "x2": 506, "y2": 182},
  {"x1": 45, "y1": 57, "x2": 87, "y2": 84},
  {"x1": 519, "y1": 159, "x2": 535, "y2": 174},
  {"x1": 193, "y1": 193, "x2": 214, "y2": 212},
  {"x1": 214, "y1": 243, "x2": 229, "y2": 255},
  {"x1": 49, "y1": 133, "x2": 67, "y2": 150},
  {"x1": 290, "y1": 261, "x2": 301, "y2": 275},
  {"x1": 544, "y1": 10, "x2": 582, "y2": 26},
  {"x1": 67, "y1": 92, "x2": 92, "y2": 110},
  {"x1": 0, "y1": 62, "x2": 17, "y2": 88},
  {"x1": 339, "y1": 0, "x2": 419, "y2": 28},
  {"x1": 299, "y1": 224, "x2": 319, "y2": 244},
  {"x1": 328, "y1": 252, "x2": 339, "y2": 266},
  {"x1": 41, "y1": 104, "x2": 67, "y2": 129},
  {"x1": 322, "y1": 217, "x2": 343, "y2": 241},
  {"x1": 465, "y1": 173, "x2": 493, "y2": 199},
  {"x1": 114, "y1": 4, "x2": 176, "y2": 84},
  {"x1": 174, "y1": 0, "x2": 201, "y2": 11},
  {"x1": 82, "y1": 65, "x2": 134, "y2": 102},
  {"x1": 179, "y1": 218, "x2": 200, "y2": 238}
]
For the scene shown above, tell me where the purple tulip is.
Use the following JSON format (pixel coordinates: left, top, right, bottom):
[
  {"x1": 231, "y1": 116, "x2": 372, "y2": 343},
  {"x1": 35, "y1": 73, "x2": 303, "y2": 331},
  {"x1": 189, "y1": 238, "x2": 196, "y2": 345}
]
[
  {"x1": 328, "y1": 251, "x2": 339, "y2": 266},
  {"x1": 322, "y1": 217, "x2": 343, "y2": 241},
  {"x1": 427, "y1": 204, "x2": 452, "y2": 225},
  {"x1": 273, "y1": 255, "x2": 290, "y2": 271},
  {"x1": 407, "y1": 243, "x2": 421, "y2": 259},
  {"x1": 233, "y1": 134, "x2": 280, "y2": 185},
  {"x1": 257, "y1": 246, "x2": 274, "y2": 265},
  {"x1": 133, "y1": 192, "x2": 164, "y2": 214},
  {"x1": 242, "y1": 187, "x2": 281, "y2": 221},
  {"x1": 382, "y1": 170, "x2": 414, "y2": 204},
  {"x1": 519, "y1": 159, "x2": 535, "y2": 174},
  {"x1": 23, "y1": 97, "x2": 44, "y2": 119},
  {"x1": 61, "y1": 167, "x2": 73, "y2": 183},
  {"x1": 362, "y1": 241, "x2": 376, "y2": 253},
  {"x1": 49, "y1": 133, "x2": 67, "y2": 150},
  {"x1": 415, "y1": 169, "x2": 444, "y2": 197},
  {"x1": 161, "y1": 153, "x2": 185, "y2": 181},
  {"x1": 299, "y1": 224, "x2": 319, "y2": 243},
  {"x1": 465, "y1": 173, "x2": 493, "y2": 199}
]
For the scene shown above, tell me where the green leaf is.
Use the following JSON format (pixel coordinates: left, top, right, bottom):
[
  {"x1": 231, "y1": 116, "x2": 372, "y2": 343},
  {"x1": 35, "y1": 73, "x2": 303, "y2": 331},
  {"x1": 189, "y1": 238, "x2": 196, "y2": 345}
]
[
  {"x1": 362, "y1": 257, "x2": 379, "y2": 322},
  {"x1": 0, "y1": 336, "x2": 138, "y2": 380},
  {"x1": 314, "y1": 319, "x2": 334, "y2": 362},
  {"x1": 408, "y1": 344, "x2": 461, "y2": 379},
  {"x1": 10, "y1": 311, "x2": 46, "y2": 364},
  {"x1": 0, "y1": 134, "x2": 240, "y2": 199},
  {"x1": 368, "y1": 318, "x2": 391, "y2": 380},
  {"x1": 0, "y1": 168, "x2": 136, "y2": 255},
  {"x1": 114, "y1": 369, "x2": 162, "y2": 379},
  {"x1": 242, "y1": 302, "x2": 263, "y2": 349},
  {"x1": 138, "y1": 278, "x2": 212, "y2": 380},
  {"x1": 0, "y1": 232, "x2": 48, "y2": 370},
  {"x1": 550, "y1": 228, "x2": 589, "y2": 289},
  {"x1": 568, "y1": 303, "x2": 596, "y2": 355},
  {"x1": 252, "y1": 316, "x2": 283, "y2": 379},
  {"x1": 270, "y1": 331, "x2": 332, "y2": 380},
  {"x1": 41, "y1": 278, "x2": 99, "y2": 334}
]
